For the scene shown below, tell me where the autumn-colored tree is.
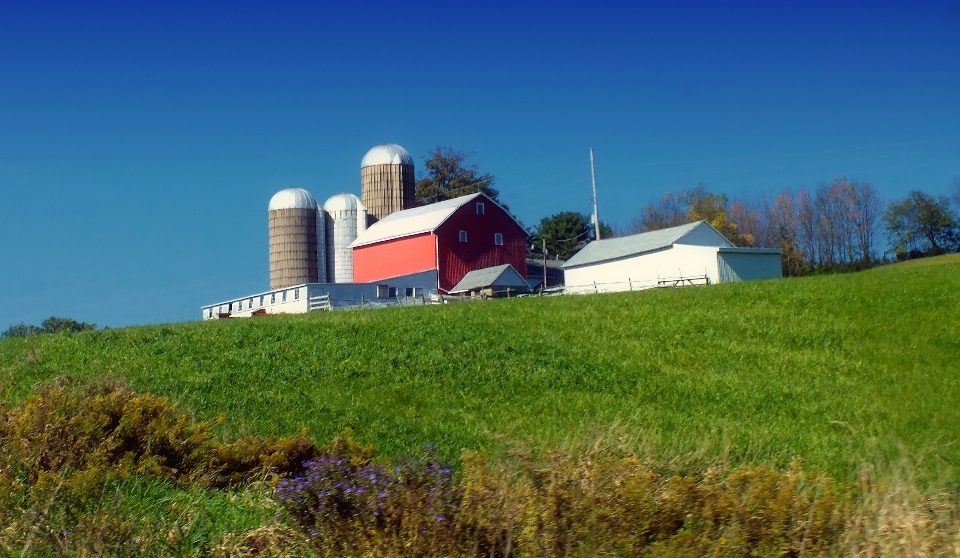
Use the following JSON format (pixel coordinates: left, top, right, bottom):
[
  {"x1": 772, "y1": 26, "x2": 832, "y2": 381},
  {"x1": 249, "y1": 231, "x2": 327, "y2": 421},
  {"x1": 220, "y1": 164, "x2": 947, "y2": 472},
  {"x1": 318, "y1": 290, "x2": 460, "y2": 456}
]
[{"x1": 633, "y1": 184, "x2": 752, "y2": 246}]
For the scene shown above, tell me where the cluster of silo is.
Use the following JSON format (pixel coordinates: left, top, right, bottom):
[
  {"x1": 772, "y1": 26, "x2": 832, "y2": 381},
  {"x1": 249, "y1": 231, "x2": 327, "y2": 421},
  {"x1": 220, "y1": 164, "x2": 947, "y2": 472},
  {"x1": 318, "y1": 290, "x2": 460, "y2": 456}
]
[{"x1": 266, "y1": 144, "x2": 414, "y2": 288}]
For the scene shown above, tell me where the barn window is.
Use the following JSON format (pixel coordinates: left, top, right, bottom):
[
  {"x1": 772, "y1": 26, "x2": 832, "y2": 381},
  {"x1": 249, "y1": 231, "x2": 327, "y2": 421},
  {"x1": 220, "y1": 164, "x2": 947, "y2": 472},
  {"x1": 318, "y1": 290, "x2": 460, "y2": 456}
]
[
  {"x1": 259, "y1": 295, "x2": 264, "y2": 307},
  {"x1": 294, "y1": 288, "x2": 300, "y2": 300},
  {"x1": 207, "y1": 308, "x2": 212, "y2": 319},
  {"x1": 282, "y1": 290, "x2": 287, "y2": 302},
  {"x1": 459, "y1": 230, "x2": 468, "y2": 243},
  {"x1": 476, "y1": 202, "x2": 485, "y2": 215},
  {"x1": 377, "y1": 284, "x2": 389, "y2": 298},
  {"x1": 270, "y1": 293, "x2": 276, "y2": 305},
  {"x1": 248, "y1": 298, "x2": 254, "y2": 309},
  {"x1": 405, "y1": 287, "x2": 414, "y2": 297},
  {"x1": 494, "y1": 233, "x2": 503, "y2": 246}
]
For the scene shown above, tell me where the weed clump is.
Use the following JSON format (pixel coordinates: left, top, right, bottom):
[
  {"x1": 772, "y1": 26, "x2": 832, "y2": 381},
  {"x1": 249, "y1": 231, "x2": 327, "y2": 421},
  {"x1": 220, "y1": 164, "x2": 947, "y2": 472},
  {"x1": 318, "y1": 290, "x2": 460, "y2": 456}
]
[
  {"x1": 276, "y1": 449, "x2": 461, "y2": 556},
  {"x1": 0, "y1": 378, "x2": 319, "y2": 554},
  {"x1": 272, "y1": 445, "x2": 847, "y2": 557}
]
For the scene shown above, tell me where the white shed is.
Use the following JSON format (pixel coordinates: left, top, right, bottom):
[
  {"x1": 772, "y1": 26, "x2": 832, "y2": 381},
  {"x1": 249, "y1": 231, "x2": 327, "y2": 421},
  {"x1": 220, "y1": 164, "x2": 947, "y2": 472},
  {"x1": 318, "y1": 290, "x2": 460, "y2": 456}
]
[{"x1": 562, "y1": 221, "x2": 782, "y2": 294}]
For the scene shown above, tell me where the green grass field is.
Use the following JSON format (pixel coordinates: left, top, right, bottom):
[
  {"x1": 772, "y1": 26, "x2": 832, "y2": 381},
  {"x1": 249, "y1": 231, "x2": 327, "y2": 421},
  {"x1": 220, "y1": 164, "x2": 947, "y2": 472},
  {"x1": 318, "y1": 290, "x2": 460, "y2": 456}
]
[{"x1": 2, "y1": 253, "x2": 959, "y2": 485}]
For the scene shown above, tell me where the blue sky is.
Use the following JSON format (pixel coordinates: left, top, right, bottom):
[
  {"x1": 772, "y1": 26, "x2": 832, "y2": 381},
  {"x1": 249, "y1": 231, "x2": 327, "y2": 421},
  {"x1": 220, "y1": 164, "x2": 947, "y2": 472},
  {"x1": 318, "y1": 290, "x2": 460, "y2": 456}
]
[{"x1": 2, "y1": 1, "x2": 958, "y2": 328}]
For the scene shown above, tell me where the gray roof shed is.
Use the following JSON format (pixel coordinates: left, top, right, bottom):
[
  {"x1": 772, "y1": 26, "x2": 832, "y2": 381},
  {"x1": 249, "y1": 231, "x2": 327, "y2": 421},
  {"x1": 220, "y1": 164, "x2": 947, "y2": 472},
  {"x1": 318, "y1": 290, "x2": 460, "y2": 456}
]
[
  {"x1": 449, "y1": 264, "x2": 530, "y2": 294},
  {"x1": 562, "y1": 221, "x2": 733, "y2": 268}
]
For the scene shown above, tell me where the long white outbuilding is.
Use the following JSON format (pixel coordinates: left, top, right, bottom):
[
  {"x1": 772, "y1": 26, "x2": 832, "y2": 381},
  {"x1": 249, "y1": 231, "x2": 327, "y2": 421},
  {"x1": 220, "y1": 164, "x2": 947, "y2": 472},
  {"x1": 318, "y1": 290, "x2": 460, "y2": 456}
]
[{"x1": 562, "y1": 221, "x2": 782, "y2": 294}]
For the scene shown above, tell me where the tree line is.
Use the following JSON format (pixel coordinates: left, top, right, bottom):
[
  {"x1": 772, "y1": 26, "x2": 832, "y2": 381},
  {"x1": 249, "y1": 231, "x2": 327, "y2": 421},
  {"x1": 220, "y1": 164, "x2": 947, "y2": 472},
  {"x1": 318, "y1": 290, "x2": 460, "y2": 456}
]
[
  {"x1": 630, "y1": 177, "x2": 960, "y2": 275},
  {"x1": 2, "y1": 317, "x2": 97, "y2": 338}
]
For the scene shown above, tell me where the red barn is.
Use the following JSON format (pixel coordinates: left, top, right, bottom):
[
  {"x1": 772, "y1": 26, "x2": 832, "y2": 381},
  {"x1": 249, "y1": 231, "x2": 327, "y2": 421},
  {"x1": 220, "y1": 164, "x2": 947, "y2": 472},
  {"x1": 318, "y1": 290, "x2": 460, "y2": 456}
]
[{"x1": 350, "y1": 193, "x2": 528, "y2": 292}]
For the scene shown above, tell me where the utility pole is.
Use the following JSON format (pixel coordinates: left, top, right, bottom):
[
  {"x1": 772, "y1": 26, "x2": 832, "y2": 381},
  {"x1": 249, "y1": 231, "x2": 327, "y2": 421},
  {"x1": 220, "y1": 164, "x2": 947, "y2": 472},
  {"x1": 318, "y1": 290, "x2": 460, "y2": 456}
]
[
  {"x1": 590, "y1": 147, "x2": 601, "y2": 240},
  {"x1": 542, "y1": 238, "x2": 547, "y2": 292}
]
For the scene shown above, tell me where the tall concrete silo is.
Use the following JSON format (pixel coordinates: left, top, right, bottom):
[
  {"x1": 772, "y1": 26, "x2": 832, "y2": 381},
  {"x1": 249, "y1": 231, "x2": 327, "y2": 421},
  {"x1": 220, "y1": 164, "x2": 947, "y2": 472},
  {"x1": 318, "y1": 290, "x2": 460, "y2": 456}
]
[
  {"x1": 324, "y1": 193, "x2": 367, "y2": 283},
  {"x1": 360, "y1": 143, "x2": 415, "y2": 226},
  {"x1": 269, "y1": 188, "x2": 319, "y2": 289}
]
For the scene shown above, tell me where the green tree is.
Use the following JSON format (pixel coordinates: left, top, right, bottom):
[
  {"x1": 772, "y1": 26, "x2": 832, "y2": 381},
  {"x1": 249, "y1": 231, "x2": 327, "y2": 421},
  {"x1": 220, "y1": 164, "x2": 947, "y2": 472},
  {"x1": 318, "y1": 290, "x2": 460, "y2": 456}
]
[
  {"x1": 1, "y1": 323, "x2": 41, "y2": 338},
  {"x1": 41, "y1": 316, "x2": 97, "y2": 334},
  {"x1": 531, "y1": 212, "x2": 612, "y2": 260},
  {"x1": 415, "y1": 147, "x2": 501, "y2": 206},
  {"x1": 883, "y1": 190, "x2": 958, "y2": 258},
  {"x1": 1, "y1": 317, "x2": 96, "y2": 338}
]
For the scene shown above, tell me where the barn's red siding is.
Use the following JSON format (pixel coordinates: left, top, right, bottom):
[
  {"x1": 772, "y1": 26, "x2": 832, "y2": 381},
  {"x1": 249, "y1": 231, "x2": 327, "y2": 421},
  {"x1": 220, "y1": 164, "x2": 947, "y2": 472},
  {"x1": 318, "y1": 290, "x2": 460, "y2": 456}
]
[
  {"x1": 353, "y1": 232, "x2": 436, "y2": 283},
  {"x1": 435, "y1": 200, "x2": 527, "y2": 292}
]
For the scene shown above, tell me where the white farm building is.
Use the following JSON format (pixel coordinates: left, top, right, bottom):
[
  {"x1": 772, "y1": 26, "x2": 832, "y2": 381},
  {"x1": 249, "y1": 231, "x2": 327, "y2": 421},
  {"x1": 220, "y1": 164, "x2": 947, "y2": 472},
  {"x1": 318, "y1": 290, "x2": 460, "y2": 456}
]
[{"x1": 562, "y1": 221, "x2": 782, "y2": 294}]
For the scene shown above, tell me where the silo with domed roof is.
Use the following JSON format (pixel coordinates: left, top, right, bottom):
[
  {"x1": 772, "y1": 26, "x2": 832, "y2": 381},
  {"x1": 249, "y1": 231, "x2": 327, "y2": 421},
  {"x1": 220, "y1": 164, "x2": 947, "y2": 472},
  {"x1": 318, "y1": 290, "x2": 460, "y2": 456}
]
[
  {"x1": 268, "y1": 187, "x2": 319, "y2": 289},
  {"x1": 360, "y1": 143, "x2": 415, "y2": 226}
]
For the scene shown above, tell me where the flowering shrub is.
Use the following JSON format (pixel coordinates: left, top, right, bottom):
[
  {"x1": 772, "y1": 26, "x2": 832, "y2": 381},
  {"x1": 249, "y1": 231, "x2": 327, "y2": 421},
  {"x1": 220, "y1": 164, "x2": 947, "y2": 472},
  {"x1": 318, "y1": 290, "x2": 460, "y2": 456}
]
[
  {"x1": 275, "y1": 448, "x2": 462, "y2": 555},
  {"x1": 274, "y1": 446, "x2": 849, "y2": 557}
]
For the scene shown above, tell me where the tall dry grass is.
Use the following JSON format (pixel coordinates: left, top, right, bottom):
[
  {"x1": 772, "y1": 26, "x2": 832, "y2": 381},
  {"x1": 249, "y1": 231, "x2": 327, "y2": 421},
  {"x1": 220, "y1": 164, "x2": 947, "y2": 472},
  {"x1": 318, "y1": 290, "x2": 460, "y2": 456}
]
[{"x1": 0, "y1": 379, "x2": 958, "y2": 557}]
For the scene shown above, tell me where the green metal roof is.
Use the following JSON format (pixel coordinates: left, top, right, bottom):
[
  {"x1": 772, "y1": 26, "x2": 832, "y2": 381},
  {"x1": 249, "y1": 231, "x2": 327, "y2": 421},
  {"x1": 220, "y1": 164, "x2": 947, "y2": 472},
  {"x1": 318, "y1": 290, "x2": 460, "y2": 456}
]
[{"x1": 562, "y1": 221, "x2": 715, "y2": 268}]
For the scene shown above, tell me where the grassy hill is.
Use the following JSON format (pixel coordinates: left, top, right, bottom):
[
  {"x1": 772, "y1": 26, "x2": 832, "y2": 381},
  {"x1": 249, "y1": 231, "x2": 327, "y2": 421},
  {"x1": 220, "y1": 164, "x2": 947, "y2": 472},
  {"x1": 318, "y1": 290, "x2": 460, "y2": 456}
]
[{"x1": 2, "y1": 253, "x2": 959, "y2": 485}]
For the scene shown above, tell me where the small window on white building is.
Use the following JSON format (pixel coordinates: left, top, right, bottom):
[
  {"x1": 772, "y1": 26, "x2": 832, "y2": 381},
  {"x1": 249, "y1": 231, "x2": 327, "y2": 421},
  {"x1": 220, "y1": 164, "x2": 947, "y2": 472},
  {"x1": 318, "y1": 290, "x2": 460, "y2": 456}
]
[
  {"x1": 248, "y1": 298, "x2": 253, "y2": 309},
  {"x1": 270, "y1": 293, "x2": 276, "y2": 305},
  {"x1": 207, "y1": 308, "x2": 212, "y2": 319},
  {"x1": 259, "y1": 295, "x2": 264, "y2": 307},
  {"x1": 476, "y1": 202, "x2": 484, "y2": 215},
  {"x1": 294, "y1": 288, "x2": 300, "y2": 300},
  {"x1": 459, "y1": 230, "x2": 468, "y2": 243},
  {"x1": 494, "y1": 233, "x2": 503, "y2": 246},
  {"x1": 228, "y1": 302, "x2": 233, "y2": 312},
  {"x1": 282, "y1": 290, "x2": 287, "y2": 302}
]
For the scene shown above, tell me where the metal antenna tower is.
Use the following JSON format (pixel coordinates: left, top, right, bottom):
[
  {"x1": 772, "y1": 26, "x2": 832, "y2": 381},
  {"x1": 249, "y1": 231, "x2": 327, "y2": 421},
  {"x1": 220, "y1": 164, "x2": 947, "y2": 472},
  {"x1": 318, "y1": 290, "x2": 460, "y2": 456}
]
[{"x1": 590, "y1": 147, "x2": 601, "y2": 240}]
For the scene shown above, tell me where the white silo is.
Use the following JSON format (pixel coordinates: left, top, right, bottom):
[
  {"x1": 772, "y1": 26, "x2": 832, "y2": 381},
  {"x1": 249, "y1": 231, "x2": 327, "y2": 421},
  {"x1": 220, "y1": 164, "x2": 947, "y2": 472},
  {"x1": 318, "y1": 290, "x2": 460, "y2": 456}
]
[
  {"x1": 324, "y1": 193, "x2": 367, "y2": 283},
  {"x1": 269, "y1": 187, "x2": 319, "y2": 289},
  {"x1": 361, "y1": 143, "x2": 415, "y2": 226}
]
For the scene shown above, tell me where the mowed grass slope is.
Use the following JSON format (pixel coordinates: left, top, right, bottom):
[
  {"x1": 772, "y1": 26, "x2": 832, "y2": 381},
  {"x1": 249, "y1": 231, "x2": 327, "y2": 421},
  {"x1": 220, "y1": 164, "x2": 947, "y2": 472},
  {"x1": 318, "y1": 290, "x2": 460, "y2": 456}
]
[{"x1": 2, "y1": 254, "x2": 958, "y2": 483}]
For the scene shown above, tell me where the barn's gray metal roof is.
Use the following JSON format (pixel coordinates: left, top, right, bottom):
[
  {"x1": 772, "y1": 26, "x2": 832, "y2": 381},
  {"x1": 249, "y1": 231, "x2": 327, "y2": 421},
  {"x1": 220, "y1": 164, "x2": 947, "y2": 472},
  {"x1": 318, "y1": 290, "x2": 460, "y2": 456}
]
[
  {"x1": 562, "y1": 221, "x2": 709, "y2": 268},
  {"x1": 350, "y1": 193, "x2": 483, "y2": 247},
  {"x1": 351, "y1": 193, "x2": 527, "y2": 248},
  {"x1": 449, "y1": 264, "x2": 529, "y2": 294}
]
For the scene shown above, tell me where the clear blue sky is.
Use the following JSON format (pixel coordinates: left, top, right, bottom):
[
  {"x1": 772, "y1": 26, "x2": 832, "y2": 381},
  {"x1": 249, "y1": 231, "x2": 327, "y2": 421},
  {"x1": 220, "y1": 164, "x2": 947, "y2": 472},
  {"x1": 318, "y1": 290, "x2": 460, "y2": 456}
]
[{"x1": 2, "y1": 1, "x2": 958, "y2": 328}]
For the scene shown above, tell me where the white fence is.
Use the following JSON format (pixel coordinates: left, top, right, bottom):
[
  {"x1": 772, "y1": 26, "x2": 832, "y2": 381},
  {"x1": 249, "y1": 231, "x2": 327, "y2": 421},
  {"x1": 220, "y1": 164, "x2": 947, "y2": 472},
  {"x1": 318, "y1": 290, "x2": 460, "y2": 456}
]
[{"x1": 562, "y1": 274, "x2": 709, "y2": 295}]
